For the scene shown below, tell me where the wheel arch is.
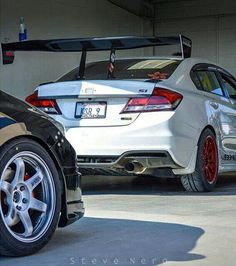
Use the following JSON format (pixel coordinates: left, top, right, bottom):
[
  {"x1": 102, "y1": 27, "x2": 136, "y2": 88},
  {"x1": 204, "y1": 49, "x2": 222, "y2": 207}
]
[
  {"x1": 201, "y1": 125, "x2": 216, "y2": 137},
  {"x1": 180, "y1": 125, "x2": 219, "y2": 192},
  {"x1": 173, "y1": 124, "x2": 218, "y2": 176},
  {"x1": 199, "y1": 124, "x2": 220, "y2": 153}
]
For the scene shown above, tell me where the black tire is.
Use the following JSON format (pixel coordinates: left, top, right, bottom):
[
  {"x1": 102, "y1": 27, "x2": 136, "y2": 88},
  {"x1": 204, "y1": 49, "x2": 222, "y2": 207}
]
[
  {"x1": 181, "y1": 128, "x2": 218, "y2": 192},
  {"x1": 0, "y1": 138, "x2": 61, "y2": 256}
]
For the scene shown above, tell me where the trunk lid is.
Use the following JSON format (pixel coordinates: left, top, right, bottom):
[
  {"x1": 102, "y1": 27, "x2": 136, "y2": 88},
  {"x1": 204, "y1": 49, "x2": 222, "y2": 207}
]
[{"x1": 37, "y1": 80, "x2": 155, "y2": 127}]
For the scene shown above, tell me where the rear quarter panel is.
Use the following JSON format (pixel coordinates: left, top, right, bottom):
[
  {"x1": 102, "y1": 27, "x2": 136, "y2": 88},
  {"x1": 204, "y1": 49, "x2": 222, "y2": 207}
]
[{"x1": 161, "y1": 59, "x2": 236, "y2": 173}]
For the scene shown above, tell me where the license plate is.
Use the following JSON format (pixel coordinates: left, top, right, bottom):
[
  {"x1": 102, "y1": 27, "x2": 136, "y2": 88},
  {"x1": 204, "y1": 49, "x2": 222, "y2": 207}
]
[{"x1": 75, "y1": 102, "x2": 107, "y2": 119}]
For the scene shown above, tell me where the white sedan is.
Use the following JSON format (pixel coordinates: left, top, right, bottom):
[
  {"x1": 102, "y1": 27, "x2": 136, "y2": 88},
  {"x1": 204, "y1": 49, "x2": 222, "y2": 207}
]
[{"x1": 3, "y1": 36, "x2": 236, "y2": 192}]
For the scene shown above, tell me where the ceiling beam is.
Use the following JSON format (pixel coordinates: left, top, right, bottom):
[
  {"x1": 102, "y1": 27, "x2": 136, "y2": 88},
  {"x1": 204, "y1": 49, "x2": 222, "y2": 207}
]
[
  {"x1": 107, "y1": 0, "x2": 142, "y2": 17},
  {"x1": 152, "y1": 0, "x2": 197, "y2": 3},
  {"x1": 107, "y1": 0, "x2": 155, "y2": 19}
]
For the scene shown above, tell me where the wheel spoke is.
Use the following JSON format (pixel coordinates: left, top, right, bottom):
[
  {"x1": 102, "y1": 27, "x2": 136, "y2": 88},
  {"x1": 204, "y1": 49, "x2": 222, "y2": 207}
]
[
  {"x1": 30, "y1": 198, "x2": 47, "y2": 213},
  {"x1": 208, "y1": 166, "x2": 213, "y2": 175},
  {"x1": 18, "y1": 210, "x2": 33, "y2": 237},
  {"x1": 12, "y1": 158, "x2": 25, "y2": 186},
  {"x1": 26, "y1": 169, "x2": 43, "y2": 191},
  {"x1": 0, "y1": 180, "x2": 13, "y2": 196},
  {"x1": 208, "y1": 154, "x2": 213, "y2": 160},
  {"x1": 206, "y1": 170, "x2": 211, "y2": 180},
  {"x1": 209, "y1": 161, "x2": 215, "y2": 165},
  {"x1": 205, "y1": 167, "x2": 210, "y2": 180},
  {"x1": 5, "y1": 206, "x2": 18, "y2": 227}
]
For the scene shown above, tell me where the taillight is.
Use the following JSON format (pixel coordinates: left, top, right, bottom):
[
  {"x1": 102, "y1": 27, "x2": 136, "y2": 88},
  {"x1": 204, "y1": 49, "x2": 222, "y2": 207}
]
[
  {"x1": 25, "y1": 92, "x2": 61, "y2": 115},
  {"x1": 121, "y1": 87, "x2": 183, "y2": 113}
]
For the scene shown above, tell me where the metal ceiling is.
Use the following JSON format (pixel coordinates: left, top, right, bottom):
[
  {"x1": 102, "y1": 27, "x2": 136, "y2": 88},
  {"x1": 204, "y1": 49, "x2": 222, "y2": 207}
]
[
  {"x1": 107, "y1": 0, "x2": 198, "y2": 19},
  {"x1": 107, "y1": 0, "x2": 154, "y2": 19}
]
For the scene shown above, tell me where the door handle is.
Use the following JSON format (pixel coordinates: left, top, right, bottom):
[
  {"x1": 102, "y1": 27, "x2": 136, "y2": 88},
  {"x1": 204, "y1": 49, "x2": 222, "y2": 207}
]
[{"x1": 210, "y1": 102, "x2": 219, "y2": 109}]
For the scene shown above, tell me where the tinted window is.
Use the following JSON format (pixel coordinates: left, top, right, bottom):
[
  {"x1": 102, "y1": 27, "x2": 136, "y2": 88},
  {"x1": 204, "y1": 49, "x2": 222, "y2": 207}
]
[
  {"x1": 191, "y1": 72, "x2": 202, "y2": 90},
  {"x1": 57, "y1": 59, "x2": 181, "y2": 81},
  {"x1": 220, "y1": 75, "x2": 236, "y2": 101},
  {"x1": 196, "y1": 71, "x2": 223, "y2": 96}
]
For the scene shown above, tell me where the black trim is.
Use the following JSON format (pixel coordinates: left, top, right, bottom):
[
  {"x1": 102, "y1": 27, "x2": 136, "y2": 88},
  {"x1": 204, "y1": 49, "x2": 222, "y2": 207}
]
[
  {"x1": 67, "y1": 200, "x2": 83, "y2": 205},
  {"x1": 190, "y1": 63, "x2": 228, "y2": 98},
  {"x1": 64, "y1": 172, "x2": 81, "y2": 190},
  {"x1": 77, "y1": 151, "x2": 169, "y2": 164},
  {"x1": 78, "y1": 50, "x2": 87, "y2": 80},
  {"x1": 217, "y1": 72, "x2": 236, "y2": 102},
  {"x1": 2, "y1": 36, "x2": 187, "y2": 52}
]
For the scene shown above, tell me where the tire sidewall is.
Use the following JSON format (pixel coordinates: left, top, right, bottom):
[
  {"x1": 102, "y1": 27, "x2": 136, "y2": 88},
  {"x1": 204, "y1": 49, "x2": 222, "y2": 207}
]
[{"x1": 196, "y1": 129, "x2": 219, "y2": 191}]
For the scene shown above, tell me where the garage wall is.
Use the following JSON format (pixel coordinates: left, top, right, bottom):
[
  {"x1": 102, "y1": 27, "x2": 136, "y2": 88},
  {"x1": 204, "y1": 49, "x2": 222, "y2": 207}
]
[
  {"x1": 154, "y1": 0, "x2": 236, "y2": 75},
  {"x1": 0, "y1": 0, "x2": 144, "y2": 98}
]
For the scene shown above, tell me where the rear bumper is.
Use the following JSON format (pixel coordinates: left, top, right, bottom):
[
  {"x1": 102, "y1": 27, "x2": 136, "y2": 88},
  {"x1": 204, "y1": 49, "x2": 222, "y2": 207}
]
[
  {"x1": 78, "y1": 150, "x2": 181, "y2": 177},
  {"x1": 78, "y1": 150, "x2": 180, "y2": 168},
  {"x1": 66, "y1": 111, "x2": 200, "y2": 175}
]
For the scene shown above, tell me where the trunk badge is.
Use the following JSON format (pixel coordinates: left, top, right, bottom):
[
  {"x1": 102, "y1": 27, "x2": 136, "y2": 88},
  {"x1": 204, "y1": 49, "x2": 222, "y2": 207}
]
[
  {"x1": 121, "y1": 117, "x2": 132, "y2": 120},
  {"x1": 85, "y1": 88, "x2": 96, "y2": 94}
]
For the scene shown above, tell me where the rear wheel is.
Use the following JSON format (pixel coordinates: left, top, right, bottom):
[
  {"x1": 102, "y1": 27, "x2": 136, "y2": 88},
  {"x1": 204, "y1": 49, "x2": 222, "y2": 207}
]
[
  {"x1": 0, "y1": 138, "x2": 61, "y2": 256},
  {"x1": 181, "y1": 128, "x2": 218, "y2": 192}
]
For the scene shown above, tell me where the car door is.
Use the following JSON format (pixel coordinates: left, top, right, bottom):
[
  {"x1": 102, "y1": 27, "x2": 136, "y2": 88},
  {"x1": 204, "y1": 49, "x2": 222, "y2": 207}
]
[{"x1": 216, "y1": 70, "x2": 236, "y2": 169}]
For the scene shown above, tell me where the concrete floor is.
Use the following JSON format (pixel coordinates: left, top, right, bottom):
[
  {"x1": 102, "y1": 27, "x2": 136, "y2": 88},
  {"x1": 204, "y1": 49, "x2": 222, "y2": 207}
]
[{"x1": 1, "y1": 175, "x2": 236, "y2": 266}]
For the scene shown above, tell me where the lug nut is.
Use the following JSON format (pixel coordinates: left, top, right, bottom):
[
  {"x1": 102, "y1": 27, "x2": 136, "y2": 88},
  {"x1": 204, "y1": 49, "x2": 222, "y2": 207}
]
[
  {"x1": 16, "y1": 206, "x2": 22, "y2": 211},
  {"x1": 20, "y1": 186, "x2": 25, "y2": 191},
  {"x1": 22, "y1": 198, "x2": 28, "y2": 204}
]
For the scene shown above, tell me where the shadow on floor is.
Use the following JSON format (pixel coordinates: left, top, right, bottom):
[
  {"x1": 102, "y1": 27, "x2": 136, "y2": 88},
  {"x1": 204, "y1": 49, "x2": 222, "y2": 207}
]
[
  {"x1": 1, "y1": 217, "x2": 205, "y2": 266},
  {"x1": 82, "y1": 175, "x2": 236, "y2": 196}
]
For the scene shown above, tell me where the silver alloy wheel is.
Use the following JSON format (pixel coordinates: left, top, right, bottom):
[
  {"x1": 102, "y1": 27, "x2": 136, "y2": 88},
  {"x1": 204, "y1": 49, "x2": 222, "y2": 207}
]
[{"x1": 0, "y1": 151, "x2": 56, "y2": 243}]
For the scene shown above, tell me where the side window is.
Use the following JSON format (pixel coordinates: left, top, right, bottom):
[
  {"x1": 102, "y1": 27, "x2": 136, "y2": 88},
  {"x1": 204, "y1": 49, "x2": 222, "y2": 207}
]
[
  {"x1": 196, "y1": 71, "x2": 224, "y2": 96},
  {"x1": 220, "y1": 74, "x2": 236, "y2": 101}
]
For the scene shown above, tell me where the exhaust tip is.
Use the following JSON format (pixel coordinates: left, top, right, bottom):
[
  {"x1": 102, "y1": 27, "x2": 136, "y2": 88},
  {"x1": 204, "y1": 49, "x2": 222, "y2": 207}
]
[
  {"x1": 124, "y1": 162, "x2": 135, "y2": 172},
  {"x1": 124, "y1": 161, "x2": 145, "y2": 174}
]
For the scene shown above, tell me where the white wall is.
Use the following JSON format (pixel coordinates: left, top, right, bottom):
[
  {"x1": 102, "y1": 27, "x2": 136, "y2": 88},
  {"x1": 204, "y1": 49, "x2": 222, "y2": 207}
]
[
  {"x1": 0, "y1": 0, "x2": 144, "y2": 98},
  {"x1": 154, "y1": 0, "x2": 236, "y2": 75},
  {"x1": 3, "y1": 0, "x2": 236, "y2": 99}
]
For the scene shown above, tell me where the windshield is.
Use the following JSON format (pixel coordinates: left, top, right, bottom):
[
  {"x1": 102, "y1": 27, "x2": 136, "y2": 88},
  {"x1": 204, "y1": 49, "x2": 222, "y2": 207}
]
[{"x1": 57, "y1": 59, "x2": 181, "y2": 82}]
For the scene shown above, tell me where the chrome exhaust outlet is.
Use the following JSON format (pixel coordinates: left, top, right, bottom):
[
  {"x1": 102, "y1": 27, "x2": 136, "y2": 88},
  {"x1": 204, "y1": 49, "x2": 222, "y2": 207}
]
[{"x1": 124, "y1": 161, "x2": 145, "y2": 174}]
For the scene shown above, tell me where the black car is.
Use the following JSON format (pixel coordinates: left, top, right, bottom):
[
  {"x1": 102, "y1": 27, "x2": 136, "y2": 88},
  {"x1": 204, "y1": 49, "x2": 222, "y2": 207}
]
[{"x1": 0, "y1": 90, "x2": 84, "y2": 256}]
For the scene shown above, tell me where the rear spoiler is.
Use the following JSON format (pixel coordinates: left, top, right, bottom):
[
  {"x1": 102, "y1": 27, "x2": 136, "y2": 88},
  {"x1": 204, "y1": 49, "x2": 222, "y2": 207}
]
[{"x1": 1, "y1": 35, "x2": 192, "y2": 78}]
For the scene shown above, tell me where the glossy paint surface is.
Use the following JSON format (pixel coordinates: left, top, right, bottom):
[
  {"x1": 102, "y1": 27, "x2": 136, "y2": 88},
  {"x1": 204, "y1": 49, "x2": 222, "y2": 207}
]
[{"x1": 0, "y1": 90, "x2": 84, "y2": 226}]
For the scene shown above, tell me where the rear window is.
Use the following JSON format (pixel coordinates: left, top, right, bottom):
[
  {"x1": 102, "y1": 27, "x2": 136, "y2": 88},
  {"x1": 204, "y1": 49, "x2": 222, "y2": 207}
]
[{"x1": 57, "y1": 59, "x2": 181, "y2": 82}]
